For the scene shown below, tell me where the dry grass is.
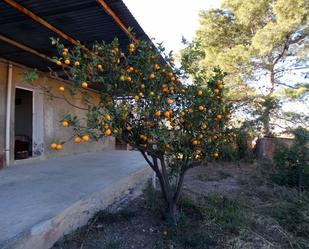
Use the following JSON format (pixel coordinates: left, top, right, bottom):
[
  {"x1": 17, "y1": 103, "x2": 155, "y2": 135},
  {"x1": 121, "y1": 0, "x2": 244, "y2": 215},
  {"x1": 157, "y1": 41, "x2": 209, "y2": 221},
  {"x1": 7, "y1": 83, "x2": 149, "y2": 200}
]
[{"x1": 52, "y1": 161, "x2": 309, "y2": 249}]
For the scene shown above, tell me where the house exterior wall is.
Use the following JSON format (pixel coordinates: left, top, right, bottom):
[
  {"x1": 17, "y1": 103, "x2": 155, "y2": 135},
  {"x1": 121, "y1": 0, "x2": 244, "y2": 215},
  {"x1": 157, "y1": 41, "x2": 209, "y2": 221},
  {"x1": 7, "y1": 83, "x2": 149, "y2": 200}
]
[{"x1": 0, "y1": 60, "x2": 115, "y2": 168}]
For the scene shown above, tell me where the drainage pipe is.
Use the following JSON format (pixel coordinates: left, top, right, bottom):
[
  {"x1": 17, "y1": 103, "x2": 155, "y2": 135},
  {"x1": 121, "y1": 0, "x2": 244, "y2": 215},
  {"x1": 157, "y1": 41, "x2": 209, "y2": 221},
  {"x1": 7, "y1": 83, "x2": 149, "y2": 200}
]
[{"x1": 5, "y1": 64, "x2": 13, "y2": 166}]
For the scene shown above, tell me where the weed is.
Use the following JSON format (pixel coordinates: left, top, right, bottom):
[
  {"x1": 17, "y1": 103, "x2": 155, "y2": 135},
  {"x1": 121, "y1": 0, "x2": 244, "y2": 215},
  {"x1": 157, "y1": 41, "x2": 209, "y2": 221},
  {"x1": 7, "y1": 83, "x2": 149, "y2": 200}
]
[
  {"x1": 203, "y1": 193, "x2": 250, "y2": 233},
  {"x1": 197, "y1": 170, "x2": 232, "y2": 182}
]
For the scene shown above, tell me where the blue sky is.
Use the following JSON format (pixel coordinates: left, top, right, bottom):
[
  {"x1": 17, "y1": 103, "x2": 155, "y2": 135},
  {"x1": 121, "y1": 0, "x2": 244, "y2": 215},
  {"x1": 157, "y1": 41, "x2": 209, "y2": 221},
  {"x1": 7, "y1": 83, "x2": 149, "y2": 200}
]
[{"x1": 123, "y1": 0, "x2": 222, "y2": 53}]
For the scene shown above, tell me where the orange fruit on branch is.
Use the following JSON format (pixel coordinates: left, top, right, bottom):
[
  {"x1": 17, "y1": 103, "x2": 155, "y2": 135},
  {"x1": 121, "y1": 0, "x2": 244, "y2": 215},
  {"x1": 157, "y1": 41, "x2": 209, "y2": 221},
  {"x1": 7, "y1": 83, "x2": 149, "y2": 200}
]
[
  {"x1": 62, "y1": 121, "x2": 69, "y2": 128},
  {"x1": 166, "y1": 98, "x2": 174, "y2": 105},
  {"x1": 82, "y1": 135, "x2": 90, "y2": 142},
  {"x1": 56, "y1": 144, "x2": 63, "y2": 150},
  {"x1": 154, "y1": 111, "x2": 161, "y2": 117},
  {"x1": 197, "y1": 90, "x2": 203, "y2": 97},
  {"x1": 104, "y1": 129, "x2": 112, "y2": 136},
  {"x1": 51, "y1": 143, "x2": 57, "y2": 150},
  {"x1": 198, "y1": 105, "x2": 205, "y2": 111},
  {"x1": 74, "y1": 137, "x2": 81, "y2": 143},
  {"x1": 81, "y1": 82, "x2": 88, "y2": 88},
  {"x1": 59, "y1": 86, "x2": 65, "y2": 92}
]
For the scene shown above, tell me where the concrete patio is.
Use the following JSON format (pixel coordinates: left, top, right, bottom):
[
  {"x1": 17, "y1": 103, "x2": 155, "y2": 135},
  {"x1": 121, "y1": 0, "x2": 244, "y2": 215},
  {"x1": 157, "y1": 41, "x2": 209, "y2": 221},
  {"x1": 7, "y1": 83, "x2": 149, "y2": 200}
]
[{"x1": 0, "y1": 150, "x2": 150, "y2": 249}]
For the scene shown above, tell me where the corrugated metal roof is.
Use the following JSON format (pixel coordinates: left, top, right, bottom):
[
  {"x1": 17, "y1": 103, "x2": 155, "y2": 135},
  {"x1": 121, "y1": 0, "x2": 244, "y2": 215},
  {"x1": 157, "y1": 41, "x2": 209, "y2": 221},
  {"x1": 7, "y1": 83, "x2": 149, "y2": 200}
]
[{"x1": 0, "y1": 0, "x2": 151, "y2": 71}]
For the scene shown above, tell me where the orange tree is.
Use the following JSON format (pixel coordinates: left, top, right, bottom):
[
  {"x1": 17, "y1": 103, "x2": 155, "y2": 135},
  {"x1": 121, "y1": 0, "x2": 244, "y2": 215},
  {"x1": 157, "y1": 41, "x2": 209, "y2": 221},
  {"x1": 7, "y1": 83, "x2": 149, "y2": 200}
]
[{"x1": 51, "y1": 37, "x2": 226, "y2": 216}]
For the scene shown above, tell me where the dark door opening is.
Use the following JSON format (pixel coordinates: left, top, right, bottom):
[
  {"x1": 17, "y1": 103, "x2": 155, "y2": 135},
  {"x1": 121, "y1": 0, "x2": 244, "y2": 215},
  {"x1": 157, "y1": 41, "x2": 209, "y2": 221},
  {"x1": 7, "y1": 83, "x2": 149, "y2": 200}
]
[{"x1": 14, "y1": 88, "x2": 33, "y2": 160}]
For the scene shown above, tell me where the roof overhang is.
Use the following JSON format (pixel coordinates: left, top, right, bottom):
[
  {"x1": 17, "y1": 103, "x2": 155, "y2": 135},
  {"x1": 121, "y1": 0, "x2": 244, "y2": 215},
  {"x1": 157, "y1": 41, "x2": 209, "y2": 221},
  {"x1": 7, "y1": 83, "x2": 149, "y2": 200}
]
[{"x1": 0, "y1": 0, "x2": 151, "y2": 72}]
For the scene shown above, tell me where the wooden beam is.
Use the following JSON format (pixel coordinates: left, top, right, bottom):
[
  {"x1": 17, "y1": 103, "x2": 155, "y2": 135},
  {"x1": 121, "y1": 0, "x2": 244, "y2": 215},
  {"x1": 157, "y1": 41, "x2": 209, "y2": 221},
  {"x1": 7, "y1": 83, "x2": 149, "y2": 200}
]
[
  {"x1": 0, "y1": 34, "x2": 54, "y2": 62},
  {"x1": 96, "y1": 0, "x2": 137, "y2": 42},
  {"x1": 3, "y1": 0, "x2": 79, "y2": 46}
]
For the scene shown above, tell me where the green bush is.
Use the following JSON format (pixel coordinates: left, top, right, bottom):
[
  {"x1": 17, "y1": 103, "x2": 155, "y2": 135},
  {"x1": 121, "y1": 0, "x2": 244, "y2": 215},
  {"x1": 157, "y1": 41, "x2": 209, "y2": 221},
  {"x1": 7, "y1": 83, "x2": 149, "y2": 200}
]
[
  {"x1": 221, "y1": 126, "x2": 254, "y2": 162},
  {"x1": 272, "y1": 127, "x2": 309, "y2": 190}
]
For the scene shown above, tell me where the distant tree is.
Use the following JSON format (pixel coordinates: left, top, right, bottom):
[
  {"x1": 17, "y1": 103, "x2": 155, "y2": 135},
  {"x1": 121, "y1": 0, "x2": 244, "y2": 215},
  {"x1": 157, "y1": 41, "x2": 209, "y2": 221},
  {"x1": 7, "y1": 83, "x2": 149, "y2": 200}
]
[
  {"x1": 48, "y1": 37, "x2": 227, "y2": 218},
  {"x1": 181, "y1": 0, "x2": 309, "y2": 135}
]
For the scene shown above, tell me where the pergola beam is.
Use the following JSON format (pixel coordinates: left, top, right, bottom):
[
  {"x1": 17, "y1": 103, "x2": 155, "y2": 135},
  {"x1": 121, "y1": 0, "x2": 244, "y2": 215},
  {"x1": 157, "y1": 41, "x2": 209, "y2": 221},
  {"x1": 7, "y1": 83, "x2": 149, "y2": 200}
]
[
  {"x1": 0, "y1": 34, "x2": 54, "y2": 63},
  {"x1": 96, "y1": 0, "x2": 136, "y2": 41}
]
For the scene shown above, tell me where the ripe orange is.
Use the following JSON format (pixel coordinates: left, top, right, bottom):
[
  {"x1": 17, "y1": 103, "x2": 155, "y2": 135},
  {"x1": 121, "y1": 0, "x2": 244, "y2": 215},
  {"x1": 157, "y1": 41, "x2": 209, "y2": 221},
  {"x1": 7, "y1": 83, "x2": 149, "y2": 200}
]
[
  {"x1": 105, "y1": 129, "x2": 112, "y2": 136},
  {"x1": 213, "y1": 152, "x2": 219, "y2": 158},
  {"x1": 149, "y1": 73, "x2": 155, "y2": 79},
  {"x1": 166, "y1": 98, "x2": 173, "y2": 105},
  {"x1": 198, "y1": 105, "x2": 204, "y2": 111},
  {"x1": 140, "y1": 83, "x2": 145, "y2": 89},
  {"x1": 55, "y1": 60, "x2": 62, "y2": 66},
  {"x1": 134, "y1": 95, "x2": 140, "y2": 101},
  {"x1": 129, "y1": 43, "x2": 135, "y2": 49},
  {"x1": 62, "y1": 121, "x2": 69, "y2": 128},
  {"x1": 51, "y1": 143, "x2": 57, "y2": 149},
  {"x1": 120, "y1": 75, "x2": 126, "y2": 81},
  {"x1": 217, "y1": 84, "x2": 223, "y2": 90},
  {"x1": 64, "y1": 59, "x2": 70, "y2": 65},
  {"x1": 81, "y1": 82, "x2": 88, "y2": 88},
  {"x1": 213, "y1": 89, "x2": 219, "y2": 94},
  {"x1": 139, "y1": 92, "x2": 143, "y2": 97},
  {"x1": 216, "y1": 114, "x2": 222, "y2": 120},
  {"x1": 97, "y1": 64, "x2": 103, "y2": 70},
  {"x1": 105, "y1": 114, "x2": 111, "y2": 121},
  {"x1": 56, "y1": 144, "x2": 63, "y2": 150},
  {"x1": 127, "y1": 76, "x2": 132, "y2": 82},
  {"x1": 74, "y1": 61, "x2": 80, "y2": 66},
  {"x1": 59, "y1": 86, "x2": 65, "y2": 92},
  {"x1": 164, "y1": 111, "x2": 170, "y2": 118},
  {"x1": 74, "y1": 137, "x2": 81, "y2": 143},
  {"x1": 82, "y1": 135, "x2": 90, "y2": 142},
  {"x1": 192, "y1": 139, "x2": 198, "y2": 145},
  {"x1": 162, "y1": 87, "x2": 168, "y2": 94},
  {"x1": 198, "y1": 134, "x2": 203, "y2": 139},
  {"x1": 201, "y1": 124, "x2": 207, "y2": 129},
  {"x1": 147, "y1": 138, "x2": 153, "y2": 144},
  {"x1": 63, "y1": 48, "x2": 68, "y2": 53},
  {"x1": 154, "y1": 111, "x2": 161, "y2": 117},
  {"x1": 149, "y1": 91, "x2": 155, "y2": 96},
  {"x1": 154, "y1": 64, "x2": 160, "y2": 70},
  {"x1": 62, "y1": 51, "x2": 67, "y2": 56},
  {"x1": 126, "y1": 126, "x2": 132, "y2": 132},
  {"x1": 171, "y1": 76, "x2": 176, "y2": 81},
  {"x1": 197, "y1": 90, "x2": 203, "y2": 97}
]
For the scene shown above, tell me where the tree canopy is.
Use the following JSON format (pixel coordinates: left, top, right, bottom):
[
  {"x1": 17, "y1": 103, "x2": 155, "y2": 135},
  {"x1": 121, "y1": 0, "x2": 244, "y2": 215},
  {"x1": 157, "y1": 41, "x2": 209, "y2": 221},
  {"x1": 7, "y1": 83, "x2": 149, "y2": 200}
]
[
  {"x1": 181, "y1": 0, "x2": 309, "y2": 135},
  {"x1": 48, "y1": 37, "x2": 227, "y2": 216}
]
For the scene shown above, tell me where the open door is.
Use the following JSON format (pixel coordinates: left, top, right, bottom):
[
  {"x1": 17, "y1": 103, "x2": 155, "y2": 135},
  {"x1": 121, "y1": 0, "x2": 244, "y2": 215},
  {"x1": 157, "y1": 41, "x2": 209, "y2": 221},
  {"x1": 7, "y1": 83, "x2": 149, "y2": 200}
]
[{"x1": 14, "y1": 88, "x2": 33, "y2": 160}]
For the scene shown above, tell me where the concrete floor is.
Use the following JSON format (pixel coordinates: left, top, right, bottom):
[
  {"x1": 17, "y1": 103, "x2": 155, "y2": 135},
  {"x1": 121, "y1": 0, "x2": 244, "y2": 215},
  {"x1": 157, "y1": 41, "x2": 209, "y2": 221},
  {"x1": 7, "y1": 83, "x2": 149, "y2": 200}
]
[{"x1": 0, "y1": 150, "x2": 149, "y2": 249}]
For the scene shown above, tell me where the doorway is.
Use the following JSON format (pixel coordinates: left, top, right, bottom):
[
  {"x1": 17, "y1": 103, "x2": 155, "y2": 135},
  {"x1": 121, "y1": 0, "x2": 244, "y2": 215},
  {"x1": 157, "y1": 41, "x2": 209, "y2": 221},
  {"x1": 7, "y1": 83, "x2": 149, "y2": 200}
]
[{"x1": 14, "y1": 88, "x2": 33, "y2": 160}]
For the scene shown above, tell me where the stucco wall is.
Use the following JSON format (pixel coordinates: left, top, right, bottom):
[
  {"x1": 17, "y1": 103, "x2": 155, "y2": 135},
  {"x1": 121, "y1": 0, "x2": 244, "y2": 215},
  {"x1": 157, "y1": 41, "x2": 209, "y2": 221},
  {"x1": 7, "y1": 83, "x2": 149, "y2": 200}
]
[{"x1": 0, "y1": 61, "x2": 115, "y2": 167}]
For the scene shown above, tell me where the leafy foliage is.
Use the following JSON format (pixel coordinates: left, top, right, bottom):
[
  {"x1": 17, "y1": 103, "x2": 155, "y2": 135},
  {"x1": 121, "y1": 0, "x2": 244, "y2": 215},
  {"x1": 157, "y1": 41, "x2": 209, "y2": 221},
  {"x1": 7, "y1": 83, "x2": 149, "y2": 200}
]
[
  {"x1": 50, "y1": 36, "x2": 227, "y2": 215},
  {"x1": 272, "y1": 127, "x2": 309, "y2": 190},
  {"x1": 181, "y1": 0, "x2": 309, "y2": 135}
]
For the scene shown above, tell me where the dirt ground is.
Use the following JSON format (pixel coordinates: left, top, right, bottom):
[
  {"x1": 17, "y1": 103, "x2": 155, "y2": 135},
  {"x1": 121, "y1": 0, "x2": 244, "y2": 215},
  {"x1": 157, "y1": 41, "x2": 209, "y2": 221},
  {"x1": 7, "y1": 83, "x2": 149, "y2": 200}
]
[{"x1": 52, "y1": 162, "x2": 309, "y2": 249}]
